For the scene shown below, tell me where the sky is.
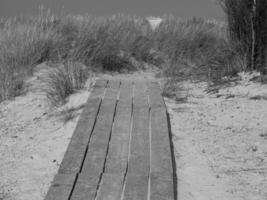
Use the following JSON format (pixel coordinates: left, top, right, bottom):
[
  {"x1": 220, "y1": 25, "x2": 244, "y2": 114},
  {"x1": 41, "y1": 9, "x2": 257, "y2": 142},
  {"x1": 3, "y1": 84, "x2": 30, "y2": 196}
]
[{"x1": 0, "y1": 0, "x2": 225, "y2": 20}]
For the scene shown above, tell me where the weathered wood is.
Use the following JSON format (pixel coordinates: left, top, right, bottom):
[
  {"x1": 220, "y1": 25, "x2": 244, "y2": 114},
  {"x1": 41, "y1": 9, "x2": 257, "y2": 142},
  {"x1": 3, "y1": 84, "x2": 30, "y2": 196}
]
[
  {"x1": 94, "y1": 79, "x2": 108, "y2": 88},
  {"x1": 119, "y1": 81, "x2": 133, "y2": 104},
  {"x1": 90, "y1": 79, "x2": 107, "y2": 98},
  {"x1": 67, "y1": 97, "x2": 102, "y2": 151},
  {"x1": 70, "y1": 173, "x2": 99, "y2": 200},
  {"x1": 129, "y1": 81, "x2": 149, "y2": 174},
  {"x1": 58, "y1": 81, "x2": 106, "y2": 174},
  {"x1": 45, "y1": 79, "x2": 176, "y2": 200},
  {"x1": 123, "y1": 175, "x2": 149, "y2": 200},
  {"x1": 81, "y1": 80, "x2": 120, "y2": 182},
  {"x1": 133, "y1": 81, "x2": 147, "y2": 107},
  {"x1": 128, "y1": 107, "x2": 150, "y2": 175},
  {"x1": 58, "y1": 149, "x2": 85, "y2": 174},
  {"x1": 104, "y1": 115, "x2": 131, "y2": 173},
  {"x1": 150, "y1": 173, "x2": 174, "y2": 200},
  {"x1": 147, "y1": 81, "x2": 165, "y2": 108},
  {"x1": 150, "y1": 107, "x2": 173, "y2": 178},
  {"x1": 44, "y1": 174, "x2": 76, "y2": 200},
  {"x1": 105, "y1": 82, "x2": 132, "y2": 174},
  {"x1": 96, "y1": 173, "x2": 125, "y2": 200},
  {"x1": 80, "y1": 143, "x2": 107, "y2": 179}
]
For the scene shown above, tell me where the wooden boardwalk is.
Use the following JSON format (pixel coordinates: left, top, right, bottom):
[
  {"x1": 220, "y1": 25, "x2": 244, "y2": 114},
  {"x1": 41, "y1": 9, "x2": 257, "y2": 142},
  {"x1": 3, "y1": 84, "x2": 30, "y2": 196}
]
[{"x1": 45, "y1": 79, "x2": 177, "y2": 200}]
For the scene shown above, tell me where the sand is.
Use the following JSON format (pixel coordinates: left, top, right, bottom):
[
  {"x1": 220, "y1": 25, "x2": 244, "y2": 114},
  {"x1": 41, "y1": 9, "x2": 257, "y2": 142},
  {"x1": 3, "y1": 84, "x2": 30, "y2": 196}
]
[{"x1": 167, "y1": 72, "x2": 267, "y2": 200}]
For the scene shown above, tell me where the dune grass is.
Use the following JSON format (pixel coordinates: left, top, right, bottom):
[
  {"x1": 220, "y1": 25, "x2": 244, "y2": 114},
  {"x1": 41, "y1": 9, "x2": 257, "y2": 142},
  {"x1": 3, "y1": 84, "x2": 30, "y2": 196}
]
[
  {"x1": 153, "y1": 17, "x2": 246, "y2": 81},
  {"x1": 0, "y1": 10, "x2": 153, "y2": 102},
  {"x1": 151, "y1": 16, "x2": 247, "y2": 97},
  {"x1": 0, "y1": 9, "x2": 250, "y2": 103},
  {"x1": 39, "y1": 61, "x2": 89, "y2": 106}
]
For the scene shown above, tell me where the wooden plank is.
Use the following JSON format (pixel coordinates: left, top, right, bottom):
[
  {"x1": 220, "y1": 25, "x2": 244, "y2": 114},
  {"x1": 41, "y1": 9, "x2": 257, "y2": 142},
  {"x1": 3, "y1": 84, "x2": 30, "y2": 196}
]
[
  {"x1": 133, "y1": 81, "x2": 147, "y2": 107},
  {"x1": 104, "y1": 80, "x2": 120, "y2": 100},
  {"x1": 71, "y1": 185, "x2": 97, "y2": 200},
  {"x1": 127, "y1": 80, "x2": 149, "y2": 175},
  {"x1": 81, "y1": 143, "x2": 107, "y2": 179},
  {"x1": 94, "y1": 79, "x2": 108, "y2": 88},
  {"x1": 150, "y1": 173, "x2": 174, "y2": 200},
  {"x1": 123, "y1": 175, "x2": 149, "y2": 200},
  {"x1": 128, "y1": 107, "x2": 150, "y2": 175},
  {"x1": 119, "y1": 81, "x2": 133, "y2": 104},
  {"x1": 107, "y1": 79, "x2": 121, "y2": 89},
  {"x1": 70, "y1": 173, "x2": 99, "y2": 200},
  {"x1": 59, "y1": 82, "x2": 106, "y2": 174},
  {"x1": 104, "y1": 110, "x2": 131, "y2": 173},
  {"x1": 90, "y1": 79, "x2": 107, "y2": 98},
  {"x1": 150, "y1": 107, "x2": 173, "y2": 178},
  {"x1": 67, "y1": 97, "x2": 102, "y2": 150},
  {"x1": 58, "y1": 149, "x2": 85, "y2": 174},
  {"x1": 105, "y1": 81, "x2": 133, "y2": 174},
  {"x1": 44, "y1": 174, "x2": 76, "y2": 200},
  {"x1": 147, "y1": 81, "x2": 165, "y2": 108},
  {"x1": 81, "y1": 80, "x2": 120, "y2": 182},
  {"x1": 88, "y1": 102, "x2": 116, "y2": 145},
  {"x1": 45, "y1": 187, "x2": 73, "y2": 200},
  {"x1": 45, "y1": 80, "x2": 107, "y2": 200},
  {"x1": 96, "y1": 173, "x2": 125, "y2": 200}
]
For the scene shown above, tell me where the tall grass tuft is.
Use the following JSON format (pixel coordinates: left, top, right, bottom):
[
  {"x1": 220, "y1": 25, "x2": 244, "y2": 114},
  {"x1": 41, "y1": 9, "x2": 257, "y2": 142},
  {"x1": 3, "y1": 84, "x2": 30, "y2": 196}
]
[
  {"x1": 0, "y1": 10, "x2": 60, "y2": 101},
  {"x1": 40, "y1": 61, "x2": 89, "y2": 106}
]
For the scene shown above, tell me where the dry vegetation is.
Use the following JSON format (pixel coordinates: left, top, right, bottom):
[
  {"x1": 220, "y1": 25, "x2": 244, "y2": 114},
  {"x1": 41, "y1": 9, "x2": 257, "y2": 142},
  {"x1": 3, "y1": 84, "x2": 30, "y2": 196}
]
[
  {"x1": 0, "y1": 9, "x2": 154, "y2": 104},
  {"x1": 1, "y1": 5, "x2": 263, "y2": 104}
]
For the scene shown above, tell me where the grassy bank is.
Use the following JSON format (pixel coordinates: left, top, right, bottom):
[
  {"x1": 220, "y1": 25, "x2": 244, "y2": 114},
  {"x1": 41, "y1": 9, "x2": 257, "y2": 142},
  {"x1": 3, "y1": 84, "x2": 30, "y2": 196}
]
[
  {"x1": 0, "y1": 10, "x2": 249, "y2": 103},
  {"x1": 0, "y1": 10, "x2": 153, "y2": 102}
]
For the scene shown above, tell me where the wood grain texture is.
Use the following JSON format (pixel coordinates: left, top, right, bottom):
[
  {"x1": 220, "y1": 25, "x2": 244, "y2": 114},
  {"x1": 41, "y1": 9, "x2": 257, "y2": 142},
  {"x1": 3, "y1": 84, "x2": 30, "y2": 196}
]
[
  {"x1": 70, "y1": 173, "x2": 99, "y2": 200},
  {"x1": 133, "y1": 81, "x2": 147, "y2": 108},
  {"x1": 58, "y1": 149, "x2": 86, "y2": 174},
  {"x1": 58, "y1": 82, "x2": 106, "y2": 174},
  {"x1": 150, "y1": 173, "x2": 174, "y2": 200},
  {"x1": 44, "y1": 174, "x2": 76, "y2": 200},
  {"x1": 81, "y1": 80, "x2": 120, "y2": 185},
  {"x1": 90, "y1": 79, "x2": 107, "y2": 99},
  {"x1": 150, "y1": 107, "x2": 173, "y2": 178},
  {"x1": 105, "y1": 82, "x2": 132, "y2": 174},
  {"x1": 66, "y1": 97, "x2": 102, "y2": 154},
  {"x1": 128, "y1": 107, "x2": 150, "y2": 175},
  {"x1": 96, "y1": 173, "x2": 125, "y2": 200},
  {"x1": 123, "y1": 175, "x2": 149, "y2": 200},
  {"x1": 147, "y1": 81, "x2": 165, "y2": 108},
  {"x1": 129, "y1": 81, "x2": 149, "y2": 175}
]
